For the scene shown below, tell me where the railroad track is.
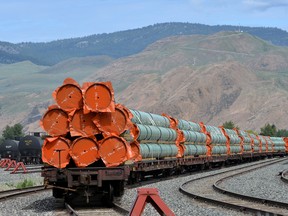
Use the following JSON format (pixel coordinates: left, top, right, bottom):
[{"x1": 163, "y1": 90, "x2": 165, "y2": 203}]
[
  {"x1": 0, "y1": 185, "x2": 48, "y2": 201},
  {"x1": 281, "y1": 169, "x2": 288, "y2": 184},
  {"x1": 54, "y1": 201, "x2": 129, "y2": 216},
  {"x1": 180, "y1": 157, "x2": 288, "y2": 215}
]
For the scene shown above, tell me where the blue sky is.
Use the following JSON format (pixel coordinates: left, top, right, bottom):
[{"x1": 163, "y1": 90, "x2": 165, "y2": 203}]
[{"x1": 0, "y1": 0, "x2": 287, "y2": 43}]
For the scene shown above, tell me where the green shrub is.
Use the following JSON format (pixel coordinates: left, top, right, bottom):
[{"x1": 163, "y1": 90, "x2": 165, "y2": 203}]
[{"x1": 16, "y1": 179, "x2": 34, "y2": 189}]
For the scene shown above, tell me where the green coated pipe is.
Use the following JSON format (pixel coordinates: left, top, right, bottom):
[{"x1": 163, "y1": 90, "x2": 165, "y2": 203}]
[
  {"x1": 137, "y1": 124, "x2": 177, "y2": 141},
  {"x1": 140, "y1": 143, "x2": 178, "y2": 159},
  {"x1": 212, "y1": 145, "x2": 227, "y2": 155},
  {"x1": 177, "y1": 119, "x2": 201, "y2": 132},
  {"x1": 230, "y1": 145, "x2": 241, "y2": 154},
  {"x1": 270, "y1": 137, "x2": 285, "y2": 146},
  {"x1": 130, "y1": 109, "x2": 170, "y2": 127},
  {"x1": 182, "y1": 130, "x2": 206, "y2": 144},
  {"x1": 184, "y1": 144, "x2": 207, "y2": 156}
]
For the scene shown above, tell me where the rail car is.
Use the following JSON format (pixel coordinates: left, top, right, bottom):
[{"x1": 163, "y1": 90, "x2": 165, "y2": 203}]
[
  {"x1": 18, "y1": 135, "x2": 43, "y2": 164},
  {"x1": 0, "y1": 139, "x2": 20, "y2": 161},
  {"x1": 0, "y1": 135, "x2": 43, "y2": 164},
  {"x1": 41, "y1": 115, "x2": 288, "y2": 205},
  {"x1": 40, "y1": 78, "x2": 288, "y2": 206}
]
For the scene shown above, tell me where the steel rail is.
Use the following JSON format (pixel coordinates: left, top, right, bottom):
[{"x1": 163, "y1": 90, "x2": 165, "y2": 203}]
[
  {"x1": 179, "y1": 158, "x2": 288, "y2": 216},
  {"x1": 281, "y1": 169, "x2": 288, "y2": 184},
  {"x1": 213, "y1": 166, "x2": 288, "y2": 209},
  {"x1": 0, "y1": 185, "x2": 49, "y2": 201},
  {"x1": 64, "y1": 202, "x2": 129, "y2": 216}
]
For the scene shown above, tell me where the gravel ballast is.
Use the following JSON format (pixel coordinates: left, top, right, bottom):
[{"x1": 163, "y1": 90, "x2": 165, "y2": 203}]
[
  {"x1": 0, "y1": 158, "x2": 287, "y2": 215},
  {"x1": 116, "y1": 158, "x2": 288, "y2": 216},
  {"x1": 218, "y1": 159, "x2": 288, "y2": 202}
]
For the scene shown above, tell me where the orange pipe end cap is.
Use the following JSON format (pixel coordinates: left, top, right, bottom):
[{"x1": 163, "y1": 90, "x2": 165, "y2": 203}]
[
  {"x1": 70, "y1": 137, "x2": 100, "y2": 167},
  {"x1": 99, "y1": 136, "x2": 129, "y2": 166},
  {"x1": 55, "y1": 84, "x2": 83, "y2": 111},
  {"x1": 41, "y1": 108, "x2": 69, "y2": 136},
  {"x1": 42, "y1": 137, "x2": 71, "y2": 168},
  {"x1": 70, "y1": 109, "x2": 100, "y2": 137}
]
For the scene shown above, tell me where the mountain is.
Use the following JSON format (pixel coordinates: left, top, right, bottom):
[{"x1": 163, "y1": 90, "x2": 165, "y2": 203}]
[
  {"x1": 0, "y1": 22, "x2": 288, "y2": 66},
  {"x1": 84, "y1": 32, "x2": 288, "y2": 131},
  {"x1": 1, "y1": 31, "x2": 288, "y2": 133}
]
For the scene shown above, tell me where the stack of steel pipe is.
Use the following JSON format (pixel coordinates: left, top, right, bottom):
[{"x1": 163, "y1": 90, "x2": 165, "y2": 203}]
[
  {"x1": 40, "y1": 78, "x2": 218, "y2": 168},
  {"x1": 200, "y1": 124, "x2": 228, "y2": 155},
  {"x1": 264, "y1": 136, "x2": 274, "y2": 152},
  {"x1": 40, "y1": 78, "x2": 134, "y2": 168},
  {"x1": 258, "y1": 135, "x2": 268, "y2": 153},
  {"x1": 174, "y1": 118, "x2": 208, "y2": 157},
  {"x1": 248, "y1": 133, "x2": 261, "y2": 153},
  {"x1": 128, "y1": 110, "x2": 185, "y2": 160},
  {"x1": 220, "y1": 127, "x2": 242, "y2": 155},
  {"x1": 234, "y1": 129, "x2": 253, "y2": 153},
  {"x1": 40, "y1": 77, "x2": 282, "y2": 169},
  {"x1": 270, "y1": 137, "x2": 286, "y2": 152}
]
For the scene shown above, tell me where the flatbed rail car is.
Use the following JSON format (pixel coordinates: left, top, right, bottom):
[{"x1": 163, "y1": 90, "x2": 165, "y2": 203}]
[
  {"x1": 41, "y1": 151, "x2": 285, "y2": 205},
  {"x1": 40, "y1": 78, "x2": 288, "y2": 205}
]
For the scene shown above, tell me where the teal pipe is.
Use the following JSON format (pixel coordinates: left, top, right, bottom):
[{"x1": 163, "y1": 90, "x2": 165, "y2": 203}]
[
  {"x1": 238, "y1": 130, "x2": 252, "y2": 145},
  {"x1": 230, "y1": 145, "x2": 241, "y2": 154},
  {"x1": 210, "y1": 134, "x2": 227, "y2": 144},
  {"x1": 270, "y1": 137, "x2": 285, "y2": 146},
  {"x1": 137, "y1": 124, "x2": 177, "y2": 141},
  {"x1": 130, "y1": 109, "x2": 170, "y2": 127},
  {"x1": 182, "y1": 130, "x2": 206, "y2": 144},
  {"x1": 177, "y1": 119, "x2": 201, "y2": 132},
  {"x1": 205, "y1": 125, "x2": 222, "y2": 134},
  {"x1": 254, "y1": 146, "x2": 259, "y2": 152},
  {"x1": 243, "y1": 144, "x2": 252, "y2": 152},
  {"x1": 184, "y1": 144, "x2": 207, "y2": 156},
  {"x1": 274, "y1": 146, "x2": 286, "y2": 151},
  {"x1": 223, "y1": 129, "x2": 241, "y2": 144},
  {"x1": 249, "y1": 134, "x2": 260, "y2": 145},
  {"x1": 228, "y1": 135, "x2": 241, "y2": 145},
  {"x1": 212, "y1": 146, "x2": 227, "y2": 155},
  {"x1": 242, "y1": 136, "x2": 252, "y2": 145},
  {"x1": 140, "y1": 143, "x2": 178, "y2": 159}
]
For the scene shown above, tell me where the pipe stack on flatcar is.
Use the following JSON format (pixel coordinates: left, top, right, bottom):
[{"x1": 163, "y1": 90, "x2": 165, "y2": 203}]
[
  {"x1": 40, "y1": 77, "x2": 288, "y2": 204},
  {"x1": 40, "y1": 78, "x2": 288, "y2": 169}
]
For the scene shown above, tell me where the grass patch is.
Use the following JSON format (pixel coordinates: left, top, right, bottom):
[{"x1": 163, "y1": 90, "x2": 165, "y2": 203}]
[{"x1": 16, "y1": 179, "x2": 34, "y2": 189}]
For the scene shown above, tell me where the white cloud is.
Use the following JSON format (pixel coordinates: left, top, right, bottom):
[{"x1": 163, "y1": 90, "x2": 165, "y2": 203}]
[{"x1": 243, "y1": 0, "x2": 288, "y2": 10}]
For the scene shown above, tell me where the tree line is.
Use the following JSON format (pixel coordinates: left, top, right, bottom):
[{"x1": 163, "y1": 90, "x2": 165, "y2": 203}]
[{"x1": 222, "y1": 121, "x2": 288, "y2": 137}]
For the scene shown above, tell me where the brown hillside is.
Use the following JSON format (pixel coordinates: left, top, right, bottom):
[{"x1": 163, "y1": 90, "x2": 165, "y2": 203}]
[
  {"x1": 84, "y1": 32, "x2": 288, "y2": 131},
  {"x1": 3, "y1": 31, "x2": 288, "y2": 133}
]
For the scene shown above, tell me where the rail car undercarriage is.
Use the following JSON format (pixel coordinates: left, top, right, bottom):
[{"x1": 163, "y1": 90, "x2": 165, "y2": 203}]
[{"x1": 41, "y1": 153, "x2": 285, "y2": 206}]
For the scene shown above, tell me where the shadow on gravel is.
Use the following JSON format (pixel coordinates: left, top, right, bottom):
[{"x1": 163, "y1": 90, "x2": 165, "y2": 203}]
[{"x1": 21, "y1": 197, "x2": 57, "y2": 213}]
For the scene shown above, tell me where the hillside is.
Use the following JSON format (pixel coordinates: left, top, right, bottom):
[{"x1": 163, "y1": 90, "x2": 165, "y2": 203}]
[
  {"x1": 1, "y1": 31, "x2": 288, "y2": 133},
  {"x1": 84, "y1": 32, "x2": 288, "y2": 130},
  {"x1": 0, "y1": 22, "x2": 288, "y2": 65},
  {"x1": 0, "y1": 56, "x2": 112, "y2": 132}
]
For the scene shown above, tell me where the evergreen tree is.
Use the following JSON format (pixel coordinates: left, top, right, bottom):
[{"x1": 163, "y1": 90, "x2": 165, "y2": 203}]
[
  {"x1": 2, "y1": 123, "x2": 24, "y2": 140},
  {"x1": 222, "y1": 121, "x2": 239, "y2": 130},
  {"x1": 260, "y1": 123, "x2": 277, "y2": 136},
  {"x1": 276, "y1": 129, "x2": 288, "y2": 137}
]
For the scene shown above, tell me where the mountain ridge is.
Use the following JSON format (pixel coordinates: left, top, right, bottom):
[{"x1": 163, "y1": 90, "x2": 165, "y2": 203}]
[
  {"x1": 1, "y1": 31, "x2": 288, "y2": 133},
  {"x1": 1, "y1": 22, "x2": 288, "y2": 65}
]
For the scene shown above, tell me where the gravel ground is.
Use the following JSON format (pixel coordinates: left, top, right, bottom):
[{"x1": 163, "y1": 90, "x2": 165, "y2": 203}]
[
  {"x1": 0, "y1": 167, "x2": 55, "y2": 216},
  {"x1": 0, "y1": 167, "x2": 43, "y2": 191},
  {"x1": 0, "y1": 158, "x2": 287, "y2": 216},
  {"x1": 219, "y1": 158, "x2": 288, "y2": 202},
  {"x1": 116, "y1": 158, "x2": 287, "y2": 216}
]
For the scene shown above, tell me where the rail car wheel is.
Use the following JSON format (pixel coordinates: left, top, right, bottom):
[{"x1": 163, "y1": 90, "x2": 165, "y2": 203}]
[
  {"x1": 103, "y1": 183, "x2": 114, "y2": 207},
  {"x1": 53, "y1": 188, "x2": 64, "y2": 198},
  {"x1": 113, "y1": 181, "x2": 124, "y2": 197}
]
